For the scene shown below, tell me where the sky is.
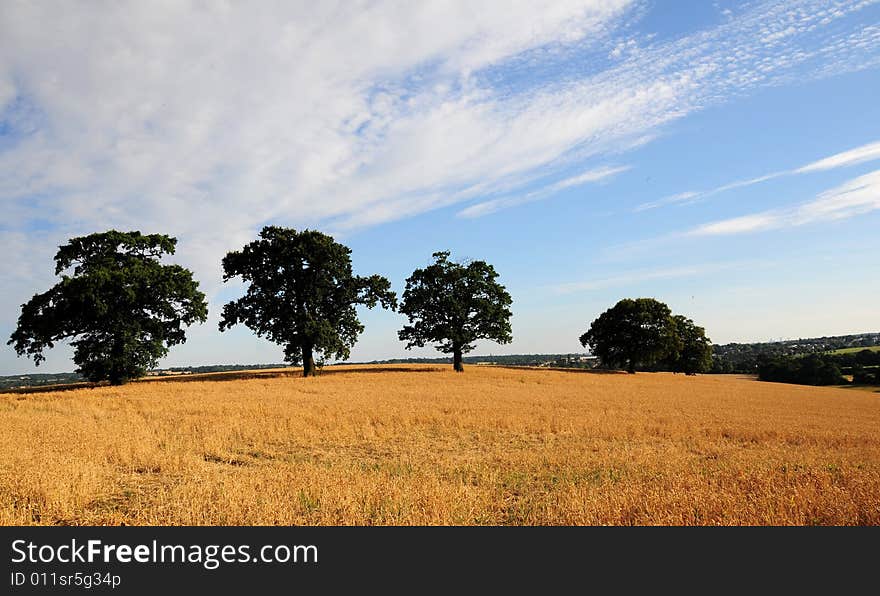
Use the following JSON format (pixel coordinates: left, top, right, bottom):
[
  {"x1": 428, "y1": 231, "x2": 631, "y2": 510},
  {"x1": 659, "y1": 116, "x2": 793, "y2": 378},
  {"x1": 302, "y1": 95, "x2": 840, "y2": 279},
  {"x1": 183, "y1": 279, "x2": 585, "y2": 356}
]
[{"x1": 1, "y1": 0, "x2": 880, "y2": 374}]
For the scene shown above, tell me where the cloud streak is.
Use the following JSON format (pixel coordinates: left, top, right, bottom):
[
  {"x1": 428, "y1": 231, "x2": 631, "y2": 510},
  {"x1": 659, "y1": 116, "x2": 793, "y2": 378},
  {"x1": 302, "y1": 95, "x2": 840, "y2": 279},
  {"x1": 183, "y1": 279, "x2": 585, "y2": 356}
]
[
  {"x1": 457, "y1": 165, "x2": 630, "y2": 218},
  {"x1": 795, "y1": 140, "x2": 880, "y2": 173},
  {"x1": 549, "y1": 261, "x2": 755, "y2": 295},
  {"x1": 688, "y1": 168, "x2": 880, "y2": 236},
  {"x1": 635, "y1": 138, "x2": 880, "y2": 212}
]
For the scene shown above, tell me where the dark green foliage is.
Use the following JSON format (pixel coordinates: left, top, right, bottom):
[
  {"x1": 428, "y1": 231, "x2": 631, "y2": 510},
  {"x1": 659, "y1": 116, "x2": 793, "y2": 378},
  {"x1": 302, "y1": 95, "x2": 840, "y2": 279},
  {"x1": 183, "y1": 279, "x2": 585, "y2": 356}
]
[
  {"x1": 668, "y1": 315, "x2": 713, "y2": 375},
  {"x1": 853, "y1": 349, "x2": 880, "y2": 366},
  {"x1": 830, "y1": 349, "x2": 880, "y2": 383},
  {"x1": 852, "y1": 367, "x2": 878, "y2": 385},
  {"x1": 754, "y1": 348, "x2": 880, "y2": 387},
  {"x1": 757, "y1": 354, "x2": 846, "y2": 386},
  {"x1": 398, "y1": 251, "x2": 513, "y2": 372},
  {"x1": 8, "y1": 231, "x2": 208, "y2": 385},
  {"x1": 219, "y1": 226, "x2": 396, "y2": 377},
  {"x1": 579, "y1": 298, "x2": 678, "y2": 374}
]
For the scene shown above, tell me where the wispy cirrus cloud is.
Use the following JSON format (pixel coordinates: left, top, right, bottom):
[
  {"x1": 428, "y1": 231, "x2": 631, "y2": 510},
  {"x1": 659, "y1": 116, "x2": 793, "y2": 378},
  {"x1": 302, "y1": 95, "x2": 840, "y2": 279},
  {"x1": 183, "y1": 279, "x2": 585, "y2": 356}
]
[
  {"x1": 457, "y1": 165, "x2": 630, "y2": 218},
  {"x1": 635, "y1": 139, "x2": 880, "y2": 212},
  {"x1": 3, "y1": 2, "x2": 878, "y2": 239},
  {"x1": 688, "y1": 213, "x2": 782, "y2": 236},
  {"x1": 634, "y1": 173, "x2": 787, "y2": 211},
  {"x1": 1, "y1": 0, "x2": 879, "y2": 323},
  {"x1": 549, "y1": 261, "x2": 756, "y2": 295},
  {"x1": 633, "y1": 191, "x2": 701, "y2": 212},
  {"x1": 795, "y1": 140, "x2": 880, "y2": 173},
  {"x1": 688, "y1": 168, "x2": 880, "y2": 236}
]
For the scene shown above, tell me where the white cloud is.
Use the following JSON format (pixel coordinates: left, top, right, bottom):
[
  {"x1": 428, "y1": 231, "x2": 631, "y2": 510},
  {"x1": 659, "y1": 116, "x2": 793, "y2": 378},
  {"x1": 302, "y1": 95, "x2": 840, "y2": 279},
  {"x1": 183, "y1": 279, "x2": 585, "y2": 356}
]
[
  {"x1": 689, "y1": 213, "x2": 783, "y2": 236},
  {"x1": 707, "y1": 172, "x2": 788, "y2": 196},
  {"x1": 795, "y1": 140, "x2": 880, "y2": 172},
  {"x1": 457, "y1": 165, "x2": 629, "y2": 218},
  {"x1": 636, "y1": 138, "x2": 880, "y2": 212},
  {"x1": 633, "y1": 190, "x2": 701, "y2": 212},
  {"x1": 549, "y1": 261, "x2": 753, "y2": 294},
  {"x1": 552, "y1": 165, "x2": 632, "y2": 190},
  {"x1": 689, "y1": 168, "x2": 880, "y2": 236},
  {"x1": 0, "y1": 1, "x2": 637, "y2": 307},
  {"x1": 2, "y1": 1, "x2": 875, "y2": 241},
  {"x1": 793, "y1": 168, "x2": 880, "y2": 221}
]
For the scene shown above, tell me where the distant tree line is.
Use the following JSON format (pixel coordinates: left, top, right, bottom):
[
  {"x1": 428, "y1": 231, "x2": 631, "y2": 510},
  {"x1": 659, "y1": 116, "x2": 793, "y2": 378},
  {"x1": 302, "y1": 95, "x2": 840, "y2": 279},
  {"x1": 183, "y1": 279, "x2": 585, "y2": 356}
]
[
  {"x1": 757, "y1": 349, "x2": 880, "y2": 386},
  {"x1": 162, "y1": 363, "x2": 290, "y2": 374},
  {"x1": 0, "y1": 371, "x2": 84, "y2": 390},
  {"x1": 357, "y1": 353, "x2": 595, "y2": 368},
  {"x1": 757, "y1": 354, "x2": 846, "y2": 386}
]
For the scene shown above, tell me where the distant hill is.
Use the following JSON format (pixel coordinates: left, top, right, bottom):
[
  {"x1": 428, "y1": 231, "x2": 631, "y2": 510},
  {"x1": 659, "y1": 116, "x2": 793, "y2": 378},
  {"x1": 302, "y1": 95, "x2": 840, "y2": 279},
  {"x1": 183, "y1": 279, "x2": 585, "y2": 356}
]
[
  {"x1": 711, "y1": 332, "x2": 880, "y2": 373},
  {"x1": 830, "y1": 345, "x2": 880, "y2": 355},
  {"x1": 0, "y1": 371, "x2": 85, "y2": 390}
]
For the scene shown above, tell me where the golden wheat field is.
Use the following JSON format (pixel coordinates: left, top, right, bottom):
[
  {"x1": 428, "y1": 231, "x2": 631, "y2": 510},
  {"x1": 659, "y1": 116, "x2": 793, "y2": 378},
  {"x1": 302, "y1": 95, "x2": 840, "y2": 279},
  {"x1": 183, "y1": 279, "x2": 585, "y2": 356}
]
[{"x1": 1, "y1": 365, "x2": 878, "y2": 526}]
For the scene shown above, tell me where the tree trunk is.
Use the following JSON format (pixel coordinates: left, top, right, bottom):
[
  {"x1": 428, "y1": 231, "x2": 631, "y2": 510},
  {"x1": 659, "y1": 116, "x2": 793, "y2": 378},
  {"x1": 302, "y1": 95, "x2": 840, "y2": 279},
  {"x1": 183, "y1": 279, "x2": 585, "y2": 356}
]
[
  {"x1": 302, "y1": 345, "x2": 316, "y2": 377},
  {"x1": 109, "y1": 335, "x2": 125, "y2": 385},
  {"x1": 453, "y1": 347, "x2": 464, "y2": 373}
]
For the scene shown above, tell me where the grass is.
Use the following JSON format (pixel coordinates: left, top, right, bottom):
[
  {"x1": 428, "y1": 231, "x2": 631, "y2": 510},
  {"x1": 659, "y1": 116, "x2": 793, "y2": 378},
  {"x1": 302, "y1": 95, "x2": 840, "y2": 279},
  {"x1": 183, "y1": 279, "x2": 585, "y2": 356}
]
[
  {"x1": 1, "y1": 365, "x2": 878, "y2": 525},
  {"x1": 829, "y1": 346, "x2": 880, "y2": 355}
]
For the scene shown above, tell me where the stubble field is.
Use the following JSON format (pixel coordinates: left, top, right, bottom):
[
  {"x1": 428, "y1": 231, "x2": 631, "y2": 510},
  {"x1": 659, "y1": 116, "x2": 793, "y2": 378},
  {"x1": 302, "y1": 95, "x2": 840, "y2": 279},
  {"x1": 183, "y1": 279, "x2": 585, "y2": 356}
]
[{"x1": 1, "y1": 365, "x2": 878, "y2": 525}]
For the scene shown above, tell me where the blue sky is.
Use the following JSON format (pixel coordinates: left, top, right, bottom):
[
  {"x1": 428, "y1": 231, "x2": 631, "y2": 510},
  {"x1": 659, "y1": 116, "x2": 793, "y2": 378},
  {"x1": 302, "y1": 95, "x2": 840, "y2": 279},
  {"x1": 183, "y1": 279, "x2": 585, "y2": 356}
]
[{"x1": 1, "y1": 0, "x2": 879, "y2": 374}]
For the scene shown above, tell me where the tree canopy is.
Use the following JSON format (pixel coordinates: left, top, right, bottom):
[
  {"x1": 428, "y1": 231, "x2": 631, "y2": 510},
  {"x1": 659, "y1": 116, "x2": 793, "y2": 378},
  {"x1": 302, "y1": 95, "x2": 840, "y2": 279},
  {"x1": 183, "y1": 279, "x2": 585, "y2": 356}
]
[
  {"x1": 758, "y1": 354, "x2": 846, "y2": 386},
  {"x1": 668, "y1": 315, "x2": 713, "y2": 375},
  {"x1": 219, "y1": 226, "x2": 396, "y2": 376},
  {"x1": 398, "y1": 251, "x2": 513, "y2": 372},
  {"x1": 579, "y1": 298, "x2": 678, "y2": 374},
  {"x1": 8, "y1": 230, "x2": 208, "y2": 385}
]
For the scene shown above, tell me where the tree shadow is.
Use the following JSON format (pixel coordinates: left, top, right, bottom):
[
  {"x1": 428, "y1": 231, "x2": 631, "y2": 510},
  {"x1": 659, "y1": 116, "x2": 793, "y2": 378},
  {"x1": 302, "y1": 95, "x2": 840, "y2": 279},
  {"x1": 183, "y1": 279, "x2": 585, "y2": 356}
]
[
  {"x1": 838, "y1": 384, "x2": 880, "y2": 394},
  {"x1": 0, "y1": 381, "x2": 103, "y2": 395}
]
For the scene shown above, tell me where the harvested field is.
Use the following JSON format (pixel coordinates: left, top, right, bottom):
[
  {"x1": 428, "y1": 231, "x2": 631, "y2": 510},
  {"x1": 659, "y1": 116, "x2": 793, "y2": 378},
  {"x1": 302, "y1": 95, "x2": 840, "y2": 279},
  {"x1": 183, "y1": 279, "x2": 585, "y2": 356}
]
[{"x1": 1, "y1": 365, "x2": 878, "y2": 525}]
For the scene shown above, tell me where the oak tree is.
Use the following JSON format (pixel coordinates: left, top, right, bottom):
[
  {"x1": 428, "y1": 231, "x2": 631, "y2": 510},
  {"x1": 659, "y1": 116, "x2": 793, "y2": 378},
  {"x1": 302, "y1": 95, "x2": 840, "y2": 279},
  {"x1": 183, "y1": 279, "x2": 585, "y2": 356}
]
[
  {"x1": 219, "y1": 226, "x2": 396, "y2": 376},
  {"x1": 579, "y1": 298, "x2": 677, "y2": 374},
  {"x1": 8, "y1": 231, "x2": 208, "y2": 385},
  {"x1": 398, "y1": 251, "x2": 513, "y2": 372},
  {"x1": 668, "y1": 315, "x2": 713, "y2": 375}
]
